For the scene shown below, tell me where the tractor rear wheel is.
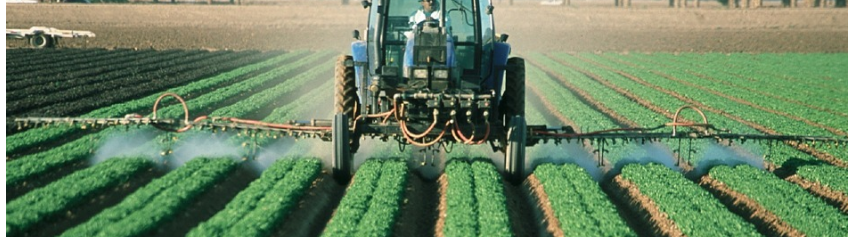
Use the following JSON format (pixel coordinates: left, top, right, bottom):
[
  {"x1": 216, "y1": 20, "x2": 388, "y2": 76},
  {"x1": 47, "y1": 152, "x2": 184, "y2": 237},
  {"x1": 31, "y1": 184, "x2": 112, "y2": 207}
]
[
  {"x1": 501, "y1": 57, "x2": 525, "y2": 127},
  {"x1": 332, "y1": 55, "x2": 360, "y2": 185},
  {"x1": 504, "y1": 115, "x2": 526, "y2": 185},
  {"x1": 30, "y1": 34, "x2": 54, "y2": 48},
  {"x1": 335, "y1": 55, "x2": 360, "y2": 117}
]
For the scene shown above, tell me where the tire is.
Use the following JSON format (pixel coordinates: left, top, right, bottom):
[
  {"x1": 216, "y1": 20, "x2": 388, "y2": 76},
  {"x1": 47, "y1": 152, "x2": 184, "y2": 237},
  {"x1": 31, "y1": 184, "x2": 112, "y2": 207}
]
[
  {"x1": 335, "y1": 55, "x2": 360, "y2": 117},
  {"x1": 333, "y1": 55, "x2": 360, "y2": 185},
  {"x1": 501, "y1": 57, "x2": 525, "y2": 127},
  {"x1": 30, "y1": 34, "x2": 54, "y2": 48},
  {"x1": 504, "y1": 115, "x2": 527, "y2": 185},
  {"x1": 332, "y1": 113, "x2": 353, "y2": 185}
]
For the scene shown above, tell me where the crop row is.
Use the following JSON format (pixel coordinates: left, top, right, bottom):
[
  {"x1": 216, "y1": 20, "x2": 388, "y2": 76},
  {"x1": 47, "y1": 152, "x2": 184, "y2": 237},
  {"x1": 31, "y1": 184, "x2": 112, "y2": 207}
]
[
  {"x1": 7, "y1": 49, "x2": 217, "y2": 115},
  {"x1": 7, "y1": 48, "x2": 111, "y2": 76},
  {"x1": 7, "y1": 49, "x2": 162, "y2": 88},
  {"x1": 642, "y1": 53, "x2": 846, "y2": 114},
  {"x1": 108, "y1": 52, "x2": 330, "y2": 166},
  {"x1": 678, "y1": 53, "x2": 847, "y2": 98},
  {"x1": 573, "y1": 52, "x2": 847, "y2": 164},
  {"x1": 532, "y1": 163, "x2": 634, "y2": 236},
  {"x1": 189, "y1": 158, "x2": 322, "y2": 237},
  {"x1": 706, "y1": 165, "x2": 847, "y2": 236},
  {"x1": 526, "y1": 52, "x2": 847, "y2": 233},
  {"x1": 321, "y1": 159, "x2": 408, "y2": 237},
  {"x1": 524, "y1": 56, "x2": 637, "y2": 165},
  {"x1": 441, "y1": 159, "x2": 512, "y2": 237},
  {"x1": 599, "y1": 53, "x2": 846, "y2": 135},
  {"x1": 7, "y1": 49, "x2": 182, "y2": 100},
  {"x1": 620, "y1": 163, "x2": 761, "y2": 236},
  {"x1": 5, "y1": 50, "x2": 306, "y2": 156},
  {"x1": 10, "y1": 50, "x2": 276, "y2": 117},
  {"x1": 572, "y1": 52, "x2": 848, "y2": 192},
  {"x1": 60, "y1": 157, "x2": 236, "y2": 237},
  {"x1": 6, "y1": 51, "x2": 323, "y2": 190},
  {"x1": 6, "y1": 157, "x2": 153, "y2": 236},
  {"x1": 541, "y1": 52, "x2": 847, "y2": 193}
]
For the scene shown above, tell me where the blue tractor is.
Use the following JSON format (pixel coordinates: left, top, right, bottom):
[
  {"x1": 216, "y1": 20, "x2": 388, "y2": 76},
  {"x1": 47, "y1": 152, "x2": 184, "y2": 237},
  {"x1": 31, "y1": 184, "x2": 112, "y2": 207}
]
[{"x1": 332, "y1": 0, "x2": 527, "y2": 184}]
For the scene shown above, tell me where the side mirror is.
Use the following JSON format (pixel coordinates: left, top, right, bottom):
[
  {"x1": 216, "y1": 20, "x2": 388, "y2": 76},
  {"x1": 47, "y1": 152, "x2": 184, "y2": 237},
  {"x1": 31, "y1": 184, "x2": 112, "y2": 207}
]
[
  {"x1": 487, "y1": 5, "x2": 494, "y2": 14},
  {"x1": 499, "y1": 34, "x2": 509, "y2": 42},
  {"x1": 361, "y1": 0, "x2": 370, "y2": 8},
  {"x1": 353, "y1": 30, "x2": 361, "y2": 40}
]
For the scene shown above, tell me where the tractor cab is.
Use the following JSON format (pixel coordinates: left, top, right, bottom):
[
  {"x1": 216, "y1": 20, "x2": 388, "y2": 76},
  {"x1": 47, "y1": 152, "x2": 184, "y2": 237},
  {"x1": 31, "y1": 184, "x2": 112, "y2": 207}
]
[{"x1": 351, "y1": 0, "x2": 510, "y2": 116}]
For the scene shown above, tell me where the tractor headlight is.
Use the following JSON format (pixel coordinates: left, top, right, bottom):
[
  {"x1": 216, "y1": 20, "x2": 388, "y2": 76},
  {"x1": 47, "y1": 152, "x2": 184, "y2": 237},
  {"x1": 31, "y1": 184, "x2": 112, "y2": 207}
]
[
  {"x1": 433, "y1": 69, "x2": 449, "y2": 79},
  {"x1": 413, "y1": 69, "x2": 429, "y2": 79}
]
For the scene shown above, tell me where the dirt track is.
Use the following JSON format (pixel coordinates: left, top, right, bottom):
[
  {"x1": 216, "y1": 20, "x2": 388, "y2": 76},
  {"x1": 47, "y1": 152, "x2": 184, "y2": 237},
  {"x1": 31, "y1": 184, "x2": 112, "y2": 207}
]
[{"x1": 5, "y1": 0, "x2": 848, "y2": 53}]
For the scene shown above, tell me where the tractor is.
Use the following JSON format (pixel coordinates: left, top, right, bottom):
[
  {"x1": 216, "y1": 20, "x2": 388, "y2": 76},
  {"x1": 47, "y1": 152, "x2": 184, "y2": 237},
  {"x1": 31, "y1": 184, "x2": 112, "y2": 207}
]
[{"x1": 332, "y1": 0, "x2": 528, "y2": 184}]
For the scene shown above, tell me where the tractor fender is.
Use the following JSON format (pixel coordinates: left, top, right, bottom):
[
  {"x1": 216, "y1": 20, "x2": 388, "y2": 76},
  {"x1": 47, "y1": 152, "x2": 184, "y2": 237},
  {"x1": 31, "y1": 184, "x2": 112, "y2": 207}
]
[
  {"x1": 489, "y1": 42, "x2": 512, "y2": 116},
  {"x1": 351, "y1": 40, "x2": 368, "y2": 103}
]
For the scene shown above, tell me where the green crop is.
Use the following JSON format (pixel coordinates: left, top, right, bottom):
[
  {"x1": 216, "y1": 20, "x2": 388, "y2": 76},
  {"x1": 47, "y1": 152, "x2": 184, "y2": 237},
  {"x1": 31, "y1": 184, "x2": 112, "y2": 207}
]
[{"x1": 534, "y1": 163, "x2": 634, "y2": 236}]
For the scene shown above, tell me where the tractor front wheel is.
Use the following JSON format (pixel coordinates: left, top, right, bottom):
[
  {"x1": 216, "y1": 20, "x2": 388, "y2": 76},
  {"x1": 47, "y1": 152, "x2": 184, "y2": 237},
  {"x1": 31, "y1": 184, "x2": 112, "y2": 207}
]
[
  {"x1": 332, "y1": 113, "x2": 353, "y2": 185},
  {"x1": 504, "y1": 115, "x2": 526, "y2": 185}
]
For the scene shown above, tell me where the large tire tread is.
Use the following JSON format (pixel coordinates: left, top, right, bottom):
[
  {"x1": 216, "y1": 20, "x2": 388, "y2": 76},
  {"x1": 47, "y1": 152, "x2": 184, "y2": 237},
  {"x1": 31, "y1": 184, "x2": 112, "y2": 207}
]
[
  {"x1": 335, "y1": 55, "x2": 359, "y2": 117},
  {"x1": 502, "y1": 57, "x2": 525, "y2": 126}
]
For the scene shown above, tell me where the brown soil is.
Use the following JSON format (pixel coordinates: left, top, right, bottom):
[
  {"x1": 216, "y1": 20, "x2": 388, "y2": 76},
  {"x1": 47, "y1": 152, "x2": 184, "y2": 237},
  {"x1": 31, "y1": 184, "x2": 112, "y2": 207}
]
[
  {"x1": 272, "y1": 172, "x2": 346, "y2": 237},
  {"x1": 17, "y1": 167, "x2": 163, "y2": 237},
  {"x1": 392, "y1": 172, "x2": 440, "y2": 237},
  {"x1": 434, "y1": 173, "x2": 449, "y2": 237},
  {"x1": 5, "y1": 1, "x2": 847, "y2": 53},
  {"x1": 605, "y1": 174, "x2": 684, "y2": 237},
  {"x1": 525, "y1": 174, "x2": 564, "y2": 237},
  {"x1": 698, "y1": 175, "x2": 804, "y2": 237},
  {"x1": 503, "y1": 177, "x2": 540, "y2": 237}
]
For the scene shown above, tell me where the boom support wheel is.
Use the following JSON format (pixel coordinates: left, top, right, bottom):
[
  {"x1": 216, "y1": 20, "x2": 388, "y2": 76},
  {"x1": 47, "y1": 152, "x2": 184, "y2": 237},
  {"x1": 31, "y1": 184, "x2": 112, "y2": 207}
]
[
  {"x1": 332, "y1": 113, "x2": 353, "y2": 185},
  {"x1": 504, "y1": 115, "x2": 526, "y2": 185},
  {"x1": 29, "y1": 33, "x2": 54, "y2": 48},
  {"x1": 501, "y1": 57, "x2": 525, "y2": 126}
]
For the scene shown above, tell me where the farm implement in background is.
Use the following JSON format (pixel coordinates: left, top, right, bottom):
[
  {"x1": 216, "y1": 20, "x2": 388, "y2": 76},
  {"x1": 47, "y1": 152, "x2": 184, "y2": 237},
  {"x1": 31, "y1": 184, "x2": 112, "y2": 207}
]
[
  {"x1": 13, "y1": 93, "x2": 847, "y2": 185},
  {"x1": 6, "y1": 26, "x2": 95, "y2": 48}
]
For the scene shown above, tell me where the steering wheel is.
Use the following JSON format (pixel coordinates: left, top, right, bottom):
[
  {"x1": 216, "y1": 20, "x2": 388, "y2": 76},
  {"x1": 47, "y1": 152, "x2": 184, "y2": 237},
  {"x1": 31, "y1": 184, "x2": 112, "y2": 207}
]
[{"x1": 416, "y1": 18, "x2": 440, "y2": 31}]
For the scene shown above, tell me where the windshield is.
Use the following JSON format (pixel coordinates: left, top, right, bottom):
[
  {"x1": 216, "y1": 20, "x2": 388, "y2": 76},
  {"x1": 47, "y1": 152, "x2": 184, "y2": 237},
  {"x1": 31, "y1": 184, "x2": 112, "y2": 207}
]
[{"x1": 381, "y1": 0, "x2": 478, "y2": 73}]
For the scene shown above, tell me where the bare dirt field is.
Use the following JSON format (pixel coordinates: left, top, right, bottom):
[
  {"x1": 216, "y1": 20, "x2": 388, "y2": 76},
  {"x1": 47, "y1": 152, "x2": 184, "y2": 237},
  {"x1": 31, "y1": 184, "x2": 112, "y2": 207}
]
[{"x1": 6, "y1": 0, "x2": 847, "y2": 53}]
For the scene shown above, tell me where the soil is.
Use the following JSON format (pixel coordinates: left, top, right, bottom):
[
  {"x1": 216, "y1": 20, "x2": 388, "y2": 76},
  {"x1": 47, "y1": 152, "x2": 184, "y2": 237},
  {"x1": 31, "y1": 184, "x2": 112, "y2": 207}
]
[
  {"x1": 393, "y1": 172, "x2": 440, "y2": 237},
  {"x1": 525, "y1": 174, "x2": 563, "y2": 237},
  {"x1": 5, "y1": 1, "x2": 847, "y2": 53},
  {"x1": 272, "y1": 172, "x2": 346, "y2": 237},
  {"x1": 434, "y1": 174, "x2": 449, "y2": 237}
]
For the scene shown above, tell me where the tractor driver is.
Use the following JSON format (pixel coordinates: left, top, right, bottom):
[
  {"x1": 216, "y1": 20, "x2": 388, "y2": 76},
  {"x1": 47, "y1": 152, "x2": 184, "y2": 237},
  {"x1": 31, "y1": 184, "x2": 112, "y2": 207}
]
[{"x1": 409, "y1": 0, "x2": 440, "y2": 30}]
